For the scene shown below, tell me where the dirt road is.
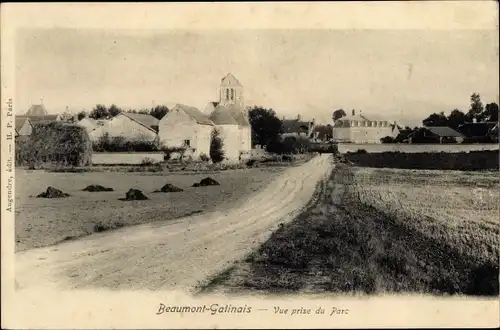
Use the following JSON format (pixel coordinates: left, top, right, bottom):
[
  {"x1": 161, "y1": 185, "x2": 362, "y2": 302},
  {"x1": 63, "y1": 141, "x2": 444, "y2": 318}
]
[{"x1": 16, "y1": 155, "x2": 334, "y2": 293}]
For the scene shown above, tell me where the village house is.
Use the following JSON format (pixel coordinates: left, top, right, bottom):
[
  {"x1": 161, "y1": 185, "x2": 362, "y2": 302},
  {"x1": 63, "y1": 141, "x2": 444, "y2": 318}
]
[
  {"x1": 457, "y1": 121, "x2": 498, "y2": 143},
  {"x1": 311, "y1": 124, "x2": 333, "y2": 142},
  {"x1": 281, "y1": 115, "x2": 316, "y2": 140},
  {"x1": 407, "y1": 126, "x2": 465, "y2": 144},
  {"x1": 158, "y1": 104, "x2": 214, "y2": 159},
  {"x1": 332, "y1": 109, "x2": 399, "y2": 143},
  {"x1": 88, "y1": 112, "x2": 159, "y2": 143},
  {"x1": 15, "y1": 117, "x2": 33, "y2": 137},
  {"x1": 205, "y1": 73, "x2": 252, "y2": 162}
]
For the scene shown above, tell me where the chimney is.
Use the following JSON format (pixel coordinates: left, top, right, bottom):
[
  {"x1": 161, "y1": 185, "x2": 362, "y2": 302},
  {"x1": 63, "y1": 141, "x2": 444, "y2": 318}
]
[
  {"x1": 297, "y1": 114, "x2": 302, "y2": 121},
  {"x1": 312, "y1": 118, "x2": 316, "y2": 126},
  {"x1": 352, "y1": 109, "x2": 355, "y2": 116}
]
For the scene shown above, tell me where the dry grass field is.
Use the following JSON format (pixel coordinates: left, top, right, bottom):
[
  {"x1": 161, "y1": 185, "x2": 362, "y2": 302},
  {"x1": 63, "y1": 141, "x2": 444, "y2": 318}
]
[
  {"x1": 201, "y1": 162, "x2": 499, "y2": 296},
  {"x1": 15, "y1": 167, "x2": 283, "y2": 252}
]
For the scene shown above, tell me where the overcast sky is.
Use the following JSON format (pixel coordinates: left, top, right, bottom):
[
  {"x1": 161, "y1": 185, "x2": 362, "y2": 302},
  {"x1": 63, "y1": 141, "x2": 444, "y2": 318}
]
[{"x1": 16, "y1": 28, "x2": 498, "y2": 126}]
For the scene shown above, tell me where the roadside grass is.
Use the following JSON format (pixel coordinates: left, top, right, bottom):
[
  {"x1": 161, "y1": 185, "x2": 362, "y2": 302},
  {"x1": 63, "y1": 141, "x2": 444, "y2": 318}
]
[{"x1": 208, "y1": 163, "x2": 499, "y2": 296}]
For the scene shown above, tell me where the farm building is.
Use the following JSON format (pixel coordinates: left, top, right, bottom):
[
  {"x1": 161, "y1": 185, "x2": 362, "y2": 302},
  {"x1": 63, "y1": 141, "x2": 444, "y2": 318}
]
[
  {"x1": 458, "y1": 122, "x2": 498, "y2": 142},
  {"x1": 206, "y1": 73, "x2": 252, "y2": 162},
  {"x1": 88, "y1": 112, "x2": 159, "y2": 143},
  {"x1": 332, "y1": 110, "x2": 398, "y2": 143},
  {"x1": 408, "y1": 126, "x2": 465, "y2": 144},
  {"x1": 281, "y1": 115, "x2": 316, "y2": 140},
  {"x1": 15, "y1": 117, "x2": 33, "y2": 137},
  {"x1": 158, "y1": 104, "x2": 214, "y2": 160}
]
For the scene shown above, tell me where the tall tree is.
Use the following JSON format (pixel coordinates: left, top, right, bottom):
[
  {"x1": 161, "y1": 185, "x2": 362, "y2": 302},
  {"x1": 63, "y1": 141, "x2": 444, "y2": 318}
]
[
  {"x1": 89, "y1": 104, "x2": 109, "y2": 119},
  {"x1": 150, "y1": 105, "x2": 169, "y2": 120},
  {"x1": 108, "y1": 104, "x2": 122, "y2": 117},
  {"x1": 76, "y1": 111, "x2": 87, "y2": 121},
  {"x1": 332, "y1": 109, "x2": 347, "y2": 122},
  {"x1": 484, "y1": 102, "x2": 499, "y2": 122},
  {"x1": 447, "y1": 109, "x2": 467, "y2": 129},
  {"x1": 248, "y1": 106, "x2": 283, "y2": 149},
  {"x1": 423, "y1": 112, "x2": 448, "y2": 127},
  {"x1": 467, "y1": 93, "x2": 484, "y2": 121}
]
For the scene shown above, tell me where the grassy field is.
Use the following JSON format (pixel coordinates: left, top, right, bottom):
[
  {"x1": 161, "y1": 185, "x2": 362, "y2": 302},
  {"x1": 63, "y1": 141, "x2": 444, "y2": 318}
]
[
  {"x1": 201, "y1": 162, "x2": 499, "y2": 296},
  {"x1": 15, "y1": 167, "x2": 284, "y2": 252}
]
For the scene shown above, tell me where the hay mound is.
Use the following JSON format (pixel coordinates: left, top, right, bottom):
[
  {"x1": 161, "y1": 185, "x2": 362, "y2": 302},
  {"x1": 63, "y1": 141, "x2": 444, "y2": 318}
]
[
  {"x1": 37, "y1": 186, "x2": 70, "y2": 198},
  {"x1": 192, "y1": 177, "x2": 220, "y2": 187},
  {"x1": 120, "y1": 188, "x2": 149, "y2": 201},
  {"x1": 155, "y1": 183, "x2": 183, "y2": 193},
  {"x1": 82, "y1": 184, "x2": 114, "y2": 192}
]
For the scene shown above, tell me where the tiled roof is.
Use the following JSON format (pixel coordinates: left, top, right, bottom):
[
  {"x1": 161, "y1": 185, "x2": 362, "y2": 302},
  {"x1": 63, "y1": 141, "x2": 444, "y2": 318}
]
[
  {"x1": 173, "y1": 104, "x2": 213, "y2": 125},
  {"x1": 282, "y1": 119, "x2": 311, "y2": 134},
  {"x1": 458, "y1": 122, "x2": 498, "y2": 137},
  {"x1": 210, "y1": 104, "x2": 250, "y2": 126},
  {"x1": 120, "y1": 112, "x2": 159, "y2": 132},
  {"x1": 15, "y1": 116, "x2": 32, "y2": 131},
  {"x1": 22, "y1": 115, "x2": 60, "y2": 124},
  {"x1": 423, "y1": 126, "x2": 464, "y2": 138},
  {"x1": 26, "y1": 104, "x2": 48, "y2": 116},
  {"x1": 220, "y1": 73, "x2": 242, "y2": 87}
]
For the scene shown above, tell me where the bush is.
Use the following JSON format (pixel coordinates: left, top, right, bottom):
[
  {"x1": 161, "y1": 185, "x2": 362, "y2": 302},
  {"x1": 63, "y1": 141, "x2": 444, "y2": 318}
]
[
  {"x1": 200, "y1": 153, "x2": 210, "y2": 162},
  {"x1": 210, "y1": 129, "x2": 225, "y2": 163},
  {"x1": 16, "y1": 122, "x2": 92, "y2": 167},
  {"x1": 267, "y1": 136, "x2": 311, "y2": 155},
  {"x1": 380, "y1": 136, "x2": 395, "y2": 143},
  {"x1": 93, "y1": 133, "x2": 158, "y2": 152}
]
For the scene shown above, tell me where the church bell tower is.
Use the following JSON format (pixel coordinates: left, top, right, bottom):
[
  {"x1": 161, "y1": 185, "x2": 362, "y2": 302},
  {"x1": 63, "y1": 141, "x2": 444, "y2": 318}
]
[{"x1": 219, "y1": 73, "x2": 244, "y2": 108}]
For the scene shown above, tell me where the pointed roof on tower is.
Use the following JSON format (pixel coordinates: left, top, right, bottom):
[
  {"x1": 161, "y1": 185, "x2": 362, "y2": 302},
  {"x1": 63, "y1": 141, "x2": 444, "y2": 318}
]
[{"x1": 220, "y1": 73, "x2": 242, "y2": 87}]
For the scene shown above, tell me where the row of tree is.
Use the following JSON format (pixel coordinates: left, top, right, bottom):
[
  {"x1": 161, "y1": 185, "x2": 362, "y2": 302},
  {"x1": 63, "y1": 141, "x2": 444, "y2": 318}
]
[
  {"x1": 421, "y1": 93, "x2": 498, "y2": 129},
  {"x1": 76, "y1": 104, "x2": 170, "y2": 121}
]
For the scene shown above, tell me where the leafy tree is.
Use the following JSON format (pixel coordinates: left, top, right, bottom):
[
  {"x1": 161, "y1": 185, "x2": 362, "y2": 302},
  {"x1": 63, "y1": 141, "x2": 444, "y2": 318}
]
[
  {"x1": 210, "y1": 128, "x2": 224, "y2": 163},
  {"x1": 422, "y1": 112, "x2": 448, "y2": 127},
  {"x1": 150, "y1": 105, "x2": 169, "y2": 120},
  {"x1": 447, "y1": 109, "x2": 467, "y2": 129},
  {"x1": 467, "y1": 93, "x2": 484, "y2": 121},
  {"x1": 77, "y1": 111, "x2": 87, "y2": 121},
  {"x1": 484, "y1": 102, "x2": 499, "y2": 122},
  {"x1": 126, "y1": 109, "x2": 138, "y2": 114},
  {"x1": 333, "y1": 109, "x2": 347, "y2": 121},
  {"x1": 108, "y1": 104, "x2": 122, "y2": 117},
  {"x1": 89, "y1": 104, "x2": 109, "y2": 119},
  {"x1": 248, "y1": 106, "x2": 283, "y2": 149},
  {"x1": 137, "y1": 108, "x2": 150, "y2": 115}
]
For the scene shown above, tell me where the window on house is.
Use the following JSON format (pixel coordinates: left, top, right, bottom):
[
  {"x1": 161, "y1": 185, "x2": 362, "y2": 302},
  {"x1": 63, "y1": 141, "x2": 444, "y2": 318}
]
[
  {"x1": 226, "y1": 89, "x2": 229, "y2": 101},
  {"x1": 184, "y1": 139, "x2": 190, "y2": 147},
  {"x1": 230, "y1": 89, "x2": 234, "y2": 100}
]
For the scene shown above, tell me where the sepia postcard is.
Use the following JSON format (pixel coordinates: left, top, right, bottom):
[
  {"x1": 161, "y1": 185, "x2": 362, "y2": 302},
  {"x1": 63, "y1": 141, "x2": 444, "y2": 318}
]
[{"x1": 2, "y1": 2, "x2": 499, "y2": 329}]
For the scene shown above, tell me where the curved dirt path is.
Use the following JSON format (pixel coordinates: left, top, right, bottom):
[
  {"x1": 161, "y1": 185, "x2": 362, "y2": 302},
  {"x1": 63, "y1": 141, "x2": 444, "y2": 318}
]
[{"x1": 16, "y1": 155, "x2": 334, "y2": 293}]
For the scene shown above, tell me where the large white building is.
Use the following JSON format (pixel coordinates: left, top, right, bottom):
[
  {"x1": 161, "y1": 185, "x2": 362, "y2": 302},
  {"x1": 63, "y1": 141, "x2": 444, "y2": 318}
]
[{"x1": 332, "y1": 110, "x2": 399, "y2": 143}]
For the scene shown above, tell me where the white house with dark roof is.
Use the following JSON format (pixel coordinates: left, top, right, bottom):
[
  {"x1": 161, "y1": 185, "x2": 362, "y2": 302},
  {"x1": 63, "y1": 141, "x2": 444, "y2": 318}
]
[
  {"x1": 88, "y1": 112, "x2": 159, "y2": 143},
  {"x1": 206, "y1": 73, "x2": 252, "y2": 162},
  {"x1": 332, "y1": 109, "x2": 399, "y2": 143},
  {"x1": 158, "y1": 103, "x2": 214, "y2": 159}
]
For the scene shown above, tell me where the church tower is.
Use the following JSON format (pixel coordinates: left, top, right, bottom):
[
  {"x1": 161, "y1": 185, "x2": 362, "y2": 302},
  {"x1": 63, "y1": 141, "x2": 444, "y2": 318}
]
[{"x1": 219, "y1": 73, "x2": 244, "y2": 108}]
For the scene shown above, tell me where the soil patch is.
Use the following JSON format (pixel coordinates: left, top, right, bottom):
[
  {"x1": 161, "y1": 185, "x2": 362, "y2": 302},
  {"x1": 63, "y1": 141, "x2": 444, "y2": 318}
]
[
  {"x1": 36, "y1": 186, "x2": 70, "y2": 198},
  {"x1": 119, "y1": 189, "x2": 149, "y2": 201},
  {"x1": 192, "y1": 177, "x2": 220, "y2": 187},
  {"x1": 154, "y1": 183, "x2": 184, "y2": 193},
  {"x1": 82, "y1": 184, "x2": 114, "y2": 192}
]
